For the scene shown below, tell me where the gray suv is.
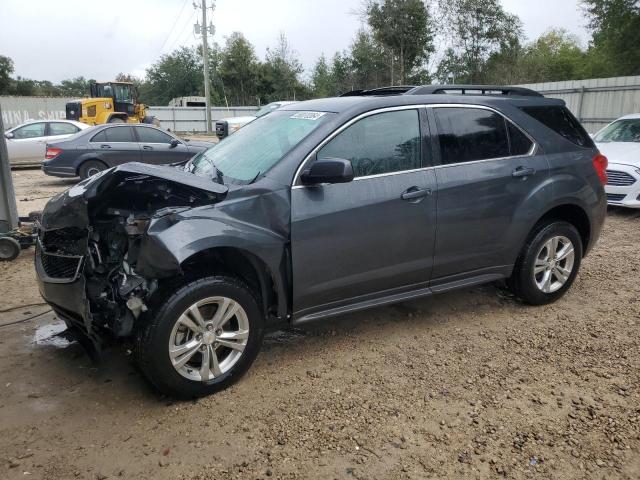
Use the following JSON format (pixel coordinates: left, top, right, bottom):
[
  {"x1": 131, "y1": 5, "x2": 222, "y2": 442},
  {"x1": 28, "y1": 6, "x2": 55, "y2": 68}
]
[{"x1": 35, "y1": 85, "x2": 607, "y2": 397}]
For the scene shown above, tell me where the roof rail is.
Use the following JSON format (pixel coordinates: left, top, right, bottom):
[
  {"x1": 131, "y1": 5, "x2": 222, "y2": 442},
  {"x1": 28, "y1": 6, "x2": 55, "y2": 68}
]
[
  {"x1": 406, "y1": 85, "x2": 543, "y2": 97},
  {"x1": 339, "y1": 86, "x2": 417, "y2": 97},
  {"x1": 339, "y1": 84, "x2": 543, "y2": 98}
]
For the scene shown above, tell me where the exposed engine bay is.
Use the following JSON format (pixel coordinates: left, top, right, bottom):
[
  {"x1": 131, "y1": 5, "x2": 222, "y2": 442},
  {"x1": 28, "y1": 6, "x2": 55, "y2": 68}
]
[{"x1": 36, "y1": 163, "x2": 229, "y2": 350}]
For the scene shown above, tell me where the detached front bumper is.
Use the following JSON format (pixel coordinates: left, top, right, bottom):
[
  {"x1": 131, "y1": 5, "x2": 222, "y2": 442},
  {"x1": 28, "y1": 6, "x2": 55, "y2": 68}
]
[{"x1": 605, "y1": 164, "x2": 640, "y2": 208}]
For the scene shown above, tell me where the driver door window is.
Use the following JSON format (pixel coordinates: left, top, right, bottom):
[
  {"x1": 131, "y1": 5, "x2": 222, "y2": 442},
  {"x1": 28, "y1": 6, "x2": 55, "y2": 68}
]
[{"x1": 317, "y1": 110, "x2": 422, "y2": 177}]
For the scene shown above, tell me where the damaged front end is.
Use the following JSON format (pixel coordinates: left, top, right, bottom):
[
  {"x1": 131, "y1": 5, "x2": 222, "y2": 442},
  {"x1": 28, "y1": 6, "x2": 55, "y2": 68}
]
[{"x1": 35, "y1": 163, "x2": 228, "y2": 354}]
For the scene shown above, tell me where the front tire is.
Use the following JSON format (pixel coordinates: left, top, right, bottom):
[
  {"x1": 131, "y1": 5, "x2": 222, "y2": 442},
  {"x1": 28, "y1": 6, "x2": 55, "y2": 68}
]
[
  {"x1": 136, "y1": 276, "x2": 264, "y2": 398},
  {"x1": 508, "y1": 221, "x2": 582, "y2": 305}
]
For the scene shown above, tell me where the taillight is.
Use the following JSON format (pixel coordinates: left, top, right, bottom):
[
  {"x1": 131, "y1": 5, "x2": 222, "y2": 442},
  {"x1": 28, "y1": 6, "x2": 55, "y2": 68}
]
[
  {"x1": 45, "y1": 147, "x2": 62, "y2": 160},
  {"x1": 592, "y1": 153, "x2": 608, "y2": 185}
]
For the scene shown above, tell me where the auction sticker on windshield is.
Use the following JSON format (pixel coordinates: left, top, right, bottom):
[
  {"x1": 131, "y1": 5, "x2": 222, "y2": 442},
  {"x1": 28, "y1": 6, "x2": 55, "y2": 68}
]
[{"x1": 290, "y1": 111, "x2": 326, "y2": 120}]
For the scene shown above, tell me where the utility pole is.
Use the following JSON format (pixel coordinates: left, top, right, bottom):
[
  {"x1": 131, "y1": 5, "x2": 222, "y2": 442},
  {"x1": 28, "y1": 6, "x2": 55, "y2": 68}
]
[
  {"x1": 0, "y1": 106, "x2": 19, "y2": 233},
  {"x1": 200, "y1": 0, "x2": 213, "y2": 134}
]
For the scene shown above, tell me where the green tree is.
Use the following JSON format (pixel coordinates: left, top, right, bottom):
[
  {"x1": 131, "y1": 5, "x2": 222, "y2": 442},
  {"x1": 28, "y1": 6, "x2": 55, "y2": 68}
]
[
  {"x1": 367, "y1": 0, "x2": 434, "y2": 84},
  {"x1": 219, "y1": 32, "x2": 260, "y2": 106},
  {"x1": 582, "y1": 0, "x2": 640, "y2": 76},
  {"x1": 436, "y1": 0, "x2": 522, "y2": 83},
  {"x1": 260, "y1": 33, "x2": 304, "y2": 103},
  {"x1": 311, "y1": 54, "x2": 334, "y2": 98},
  {"x1": 57, "y1": 76, "x2": 93, "y2": 97},
  {"x1": 140, "y1": 47, "x2": 203, "y2": 105},
  {"x1": 350, "y1": 30, "x2": 390, "y2": 90},
  {"x1": 0, "y1": 55, "x2": 14, "y2": 94}
]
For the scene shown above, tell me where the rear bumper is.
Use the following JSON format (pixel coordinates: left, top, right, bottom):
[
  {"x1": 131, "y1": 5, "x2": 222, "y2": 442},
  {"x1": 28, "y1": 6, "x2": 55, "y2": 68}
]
[
  {"x1": 605, "y1": 164, "x2": 640, "y2": 208},
  {"x1": 42, "y1": 163, "x2": 76, "y2": 177}
]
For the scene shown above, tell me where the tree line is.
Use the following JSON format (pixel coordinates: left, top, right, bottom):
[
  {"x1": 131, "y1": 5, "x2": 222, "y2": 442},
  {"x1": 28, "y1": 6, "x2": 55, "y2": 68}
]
[{"x1": 0, "y1": 0, "x2": 638, "y2": 106}]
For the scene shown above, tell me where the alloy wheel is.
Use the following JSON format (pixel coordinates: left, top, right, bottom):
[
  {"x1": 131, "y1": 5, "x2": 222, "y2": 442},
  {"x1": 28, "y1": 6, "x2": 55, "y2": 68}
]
[
  {"x1": 168, "y1": 296, "x2": 249, "y2": 382},
  {"x1": 533, "y1": 235, "x2": 575, "y2": 293}
]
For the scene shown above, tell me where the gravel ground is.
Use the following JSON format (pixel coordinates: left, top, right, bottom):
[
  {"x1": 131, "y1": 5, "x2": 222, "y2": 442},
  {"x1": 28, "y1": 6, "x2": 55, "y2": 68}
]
[{"x1": 0, "y1": 169, "x2": 639, "y2": 480}]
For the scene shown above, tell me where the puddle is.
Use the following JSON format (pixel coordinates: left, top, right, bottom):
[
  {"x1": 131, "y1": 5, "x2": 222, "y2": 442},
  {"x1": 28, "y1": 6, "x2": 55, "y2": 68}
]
[{"x1": 33, "y1": 320, "x2": 75, "y2": 348}]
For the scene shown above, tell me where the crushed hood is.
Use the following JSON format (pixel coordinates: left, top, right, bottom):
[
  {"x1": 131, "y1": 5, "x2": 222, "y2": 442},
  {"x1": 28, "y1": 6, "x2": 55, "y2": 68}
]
[{"x1": 41, "y1": 162, "x2": 228, "y2": 230}]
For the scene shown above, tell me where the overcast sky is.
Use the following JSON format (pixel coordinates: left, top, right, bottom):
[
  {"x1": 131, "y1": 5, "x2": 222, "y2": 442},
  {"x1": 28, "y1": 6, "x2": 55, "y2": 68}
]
[{"x1": 1, "y1": 0, "x2": 591, "y2": 83}]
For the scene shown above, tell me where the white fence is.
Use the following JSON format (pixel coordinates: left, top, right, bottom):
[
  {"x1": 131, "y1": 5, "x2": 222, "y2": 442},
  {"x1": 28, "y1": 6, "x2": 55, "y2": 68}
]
[
  {"x1": 147, "y1": 106, "x2": 260, "y2": 132},
  {"x1": 0, "y1": 96, "x2": 259, "y2": 131},
  {"x1": 518, "y1": 76, "x2": 640, "y2": 133}
]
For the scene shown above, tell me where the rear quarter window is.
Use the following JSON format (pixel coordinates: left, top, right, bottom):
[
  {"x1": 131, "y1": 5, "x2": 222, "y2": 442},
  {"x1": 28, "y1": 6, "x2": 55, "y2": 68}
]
[{"x1": 520, "y1": 106, "x2": 594, "y2": 148}]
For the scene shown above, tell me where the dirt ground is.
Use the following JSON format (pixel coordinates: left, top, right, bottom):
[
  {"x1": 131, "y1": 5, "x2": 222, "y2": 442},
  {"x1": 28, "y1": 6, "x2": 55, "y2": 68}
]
[{"x1": 1, "y1": 169, "x2": 639, "y2": 480}]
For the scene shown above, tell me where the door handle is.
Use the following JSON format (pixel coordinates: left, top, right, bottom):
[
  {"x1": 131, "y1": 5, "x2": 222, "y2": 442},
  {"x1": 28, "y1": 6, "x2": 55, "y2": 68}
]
[
  {"x1": 512, "y1": 166, "x2": 536, "y2": 178},
  {"x1": 401, "y1": 187, "x2": 432, "y2": 201},
  {"x1": 100, "y1": 144, "x2": 111, "y2": 149},
  {"x1": 143, "y1": 145, "x2": 153, "y2": 150}
]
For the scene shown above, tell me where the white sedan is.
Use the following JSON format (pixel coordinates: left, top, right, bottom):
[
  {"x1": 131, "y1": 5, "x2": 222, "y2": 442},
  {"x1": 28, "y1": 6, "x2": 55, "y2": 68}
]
[
  {"x1": 4, "y1": 119, "x2": 89, "y2": 166},
  {"x1": 594, "y1": 114, "x2": 640, "y2": 208}
]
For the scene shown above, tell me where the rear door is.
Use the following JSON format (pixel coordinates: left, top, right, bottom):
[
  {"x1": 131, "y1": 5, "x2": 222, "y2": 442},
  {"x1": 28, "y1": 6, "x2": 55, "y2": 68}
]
[
  {"x1": 7, "y1": 122, "x2": 47, "y2": 164},
  {"x1": 291, "y1": 108, "x2": 437, "y2": 319},
  {"x1": 429, "y1": 105, "x2": 549, "y2": 285},
  {"x1": 88, "y1": 126, "x2": 142, "y2": 166},
  {"x1": 134, "y1": 126, "x2": 192, "y2": 164}
]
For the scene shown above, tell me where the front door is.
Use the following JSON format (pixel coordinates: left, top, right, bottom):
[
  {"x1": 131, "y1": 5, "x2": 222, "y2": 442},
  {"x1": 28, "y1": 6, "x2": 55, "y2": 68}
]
[
  {"x1": 291, "y1": 108, "x2": 437, "y2": 319},
  {"x1": 7, "y1": 122, "x2": 47, "y2": 164},
  {"x1": 134, "y1": 126, "x2": 192, "y2": 164},
  {"x1": 428, "y1": 106, "x2": 549, "y2": 284}
]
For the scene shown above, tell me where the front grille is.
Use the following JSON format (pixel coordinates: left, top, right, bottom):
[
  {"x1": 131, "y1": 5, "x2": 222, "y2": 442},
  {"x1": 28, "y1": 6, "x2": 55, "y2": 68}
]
[
  {"x1": 39, "y1": 250, "x2": 83, "y2": 280},
  {"x1": 42, "y1": 227, "x2": 86, "y2": 254},
  {"x1": 606, "y1": 193, "x2": 627, "y2": 202},
  {"x1": 606, "y1": 170, "x2": 636, "y2": 186},
  {"x1": 65, "y1": 101, "x2": 82, "y2": 121}
]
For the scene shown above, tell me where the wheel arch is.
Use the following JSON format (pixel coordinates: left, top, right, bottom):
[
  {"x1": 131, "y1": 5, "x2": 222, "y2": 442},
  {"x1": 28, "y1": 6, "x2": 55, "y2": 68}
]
[
  {"x1": 178, "y1": 246, "x2": 282, "y2": 322},
  {"x1": 532, "y1": 203, "x2": 591, "y2": 256}
]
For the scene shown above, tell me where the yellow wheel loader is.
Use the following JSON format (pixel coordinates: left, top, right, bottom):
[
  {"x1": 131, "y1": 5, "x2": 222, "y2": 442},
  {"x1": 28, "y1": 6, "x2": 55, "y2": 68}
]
[{"x1": 65, "y1": 81, "x2": 158, "y2": 126}]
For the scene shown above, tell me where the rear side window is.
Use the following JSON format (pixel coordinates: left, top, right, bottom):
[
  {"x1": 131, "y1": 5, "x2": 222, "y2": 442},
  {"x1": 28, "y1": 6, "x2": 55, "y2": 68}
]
[
  {"x1": 318, "y1": 109, "x2": 422, "y2": 177},
  {"x1": 434, "y1": 108, "x2": 509, "y2": 164},
  {"x1": 49, "y1": 122, "x2": 79, "y2": 136},
  {"x1": 91, "y1": 126, "x2": 134, "y2": 143},
  {"x1": 520, "y1": 106, "x2": 593, "y2": 148},
  {"x1": 507, "y1": 122, "x2": 534, "y2": 156}
]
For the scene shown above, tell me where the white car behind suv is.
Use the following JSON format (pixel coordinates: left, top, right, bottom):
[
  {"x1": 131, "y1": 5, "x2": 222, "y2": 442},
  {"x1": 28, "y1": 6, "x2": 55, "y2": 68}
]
[
  {"x1": 215, "y1": 101, "x2": 297, "y2": 139},
  {"x1": 593, "y1": 114, "x2": 640, "y2": 208},
  {"x1": 4, "y1": 119, "x2": 89, "y2": 166}
]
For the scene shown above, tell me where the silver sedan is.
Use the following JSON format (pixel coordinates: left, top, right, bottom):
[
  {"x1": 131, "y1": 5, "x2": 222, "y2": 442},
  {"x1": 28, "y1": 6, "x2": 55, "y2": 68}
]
[{"x1": 4, "y1": 119, "x2": 89, "y2": 166}]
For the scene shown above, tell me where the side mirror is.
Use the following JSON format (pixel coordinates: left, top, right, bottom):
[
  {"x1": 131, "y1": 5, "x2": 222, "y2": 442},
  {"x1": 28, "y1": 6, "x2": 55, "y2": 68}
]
[
  {"x1": 169, "y1": 139, "x2": 180, "y2": 148},
  {"x1": 4, "y1": 132, "x2": 14, "y2": 139},
  {"x1": 301, "y1": 157, "x2": 354, "y2": 185}
]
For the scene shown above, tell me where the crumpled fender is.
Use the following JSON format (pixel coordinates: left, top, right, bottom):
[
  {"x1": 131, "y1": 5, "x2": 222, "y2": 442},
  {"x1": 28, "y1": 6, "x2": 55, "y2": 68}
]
[{"x1": 136, "y1": 211, "x2": 288, "y2": 308}]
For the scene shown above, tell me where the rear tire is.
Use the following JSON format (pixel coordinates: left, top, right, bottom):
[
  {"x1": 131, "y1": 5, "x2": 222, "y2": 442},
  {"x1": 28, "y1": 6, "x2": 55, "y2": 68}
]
[
  {"x1": 507, "y1": 221, "x2": 582, "y2": 305},
  {"x1": 78, "y1": 160, "x2": 107, "y2": 180},
  {"x1": 136, "y1": 276, "x2": 264, "y2": 398}
]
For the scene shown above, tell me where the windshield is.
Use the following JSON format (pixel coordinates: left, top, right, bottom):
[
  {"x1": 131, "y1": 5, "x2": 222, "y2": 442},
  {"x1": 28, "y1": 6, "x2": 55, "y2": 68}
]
[
  {"x1": 255, "y1": 103, "x2": 280, "y2": 118},
  {"x1": 188, "y1": 110, "x2": 332, "y2": 182},
  {"x1": 594, "y1": 119, "x2": 640, "y2": 143}
]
